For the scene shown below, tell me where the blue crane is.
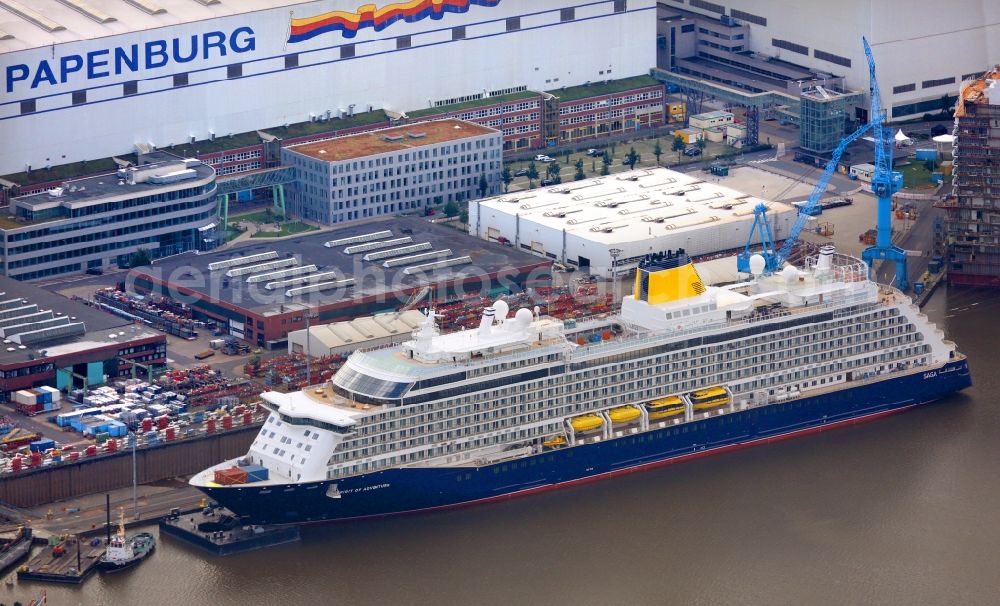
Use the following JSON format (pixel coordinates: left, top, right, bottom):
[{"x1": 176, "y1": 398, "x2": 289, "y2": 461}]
[
  {"x1": 738, "y1": 120, "x2": 873, "y2": 273},
  {"x1": 859, "y1": 37, "x2": 908, "y2": 291},
  {"x1": 738, "y1": 37, "x2": 908, "y2": 290}
]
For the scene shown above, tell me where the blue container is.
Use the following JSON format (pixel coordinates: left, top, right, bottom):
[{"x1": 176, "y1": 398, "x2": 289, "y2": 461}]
[
  {"x1": 588, "y1": 334, "x2": 602, "y2": 343},
  {"x1": 915, "y1": 149, "x2": 938, "y2": 162},
  {"x1": 914, "y1": 282, "x2": 925, "y2": 295},
  {"x1": 239, "y1": 464, "x2": 269, "y2": 482},
  {"x1": 30, "y1": 439, "x2": 56, "y2": 453}
]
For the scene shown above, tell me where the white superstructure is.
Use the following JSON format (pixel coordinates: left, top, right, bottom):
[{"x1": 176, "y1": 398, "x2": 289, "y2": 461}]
[
  {"x1": 469, "y1": 166, "x2": 798, "y2": 276},
  {"x1": 0, "y1": 0, "x2": 655, "y2": 175}
]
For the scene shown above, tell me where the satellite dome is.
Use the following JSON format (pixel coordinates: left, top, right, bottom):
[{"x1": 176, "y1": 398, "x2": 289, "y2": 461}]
[
  {"x1": 781, "y1": 266, "x2": 800, "y2": 282},
  {"x1": 515, "y1": 308, "x2": 533, "y2": 326},
  {"x1": 493, "y1": 300, "x2": 509, "y2": 323},
  {"x1": 749, "y1": 254, "x2": 766, "y2": 276}
]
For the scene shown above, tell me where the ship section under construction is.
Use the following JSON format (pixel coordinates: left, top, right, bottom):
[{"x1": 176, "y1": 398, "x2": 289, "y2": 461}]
[
  {"x1": 191, "y1": 247, "x2": 970, "y2": 524},
  {"x1": 943, "y1": 67, "x2": 1000, "y2": 287}
]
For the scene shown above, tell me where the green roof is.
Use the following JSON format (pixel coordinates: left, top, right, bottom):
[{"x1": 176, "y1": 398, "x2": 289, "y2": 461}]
[
  {"x1": 1, "y1": 155, "x2": 138, "y2": 188},
  {"x1": 407, "y1": 90, "x2": 541, "y2": 118},
  {"x1": 547, "y1": 75, "x2": 662, "y2": 103},
  {"x1": 263, "y1": 110, "x2": 389, "y2": 140},
  {"x1": 168, "y1": 131, "x2": 265, "y2": 158}
]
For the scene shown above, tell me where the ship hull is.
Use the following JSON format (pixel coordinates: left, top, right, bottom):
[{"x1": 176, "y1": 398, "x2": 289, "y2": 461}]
[{"x1": 198, "y1": 359, "x2": 971, "y2": 525}]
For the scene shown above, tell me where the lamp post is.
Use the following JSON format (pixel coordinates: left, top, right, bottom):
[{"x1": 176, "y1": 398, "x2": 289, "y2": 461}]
[
  {"x1": 304, "y1": 306, "x2": 319, "y2": 387},
  {"x1": 130, "y1": 431, "x2": 137, "y2": 520},
  {"x1": 609, "y1": 247, "x2": 622, "y2": 298}
]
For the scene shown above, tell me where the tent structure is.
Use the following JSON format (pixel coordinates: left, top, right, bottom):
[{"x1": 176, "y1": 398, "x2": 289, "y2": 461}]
[
  {"x1": 932, "y1": 134, "x2": 956, "y2": 144},
  {"x1": 894, "y1": 129, "x2": 912, "y2": 145}
]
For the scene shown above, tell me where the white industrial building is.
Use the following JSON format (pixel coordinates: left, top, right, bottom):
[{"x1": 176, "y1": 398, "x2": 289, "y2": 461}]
[
  {"x1": 287, "y1": 310, "x2": 425, "y2": 357},
  {"x1": 0, "y1": 0, "x2": 655, "y2": 176},
  {"x1": 673, "y1": 0, "x2": 1000, "y2": 121},
  {"x1": 469, "y1": 166, "x2": 797, "y2": 276}
]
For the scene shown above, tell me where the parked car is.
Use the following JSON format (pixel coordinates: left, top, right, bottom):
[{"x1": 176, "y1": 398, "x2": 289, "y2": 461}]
[
  {"x1": 683, "y1": 147, "x2": 702, "y2": 157},
  {"x1": 85, "y1": 267, "x2": 104, "y2": 276},
  {"x1": 514, "y1": 168, "x2": 528, "y2": 177},
  {"x1": 540, "y1": 178, "x2": 555, "y2": 186},
  {"x1": 534, "y1": 154, "x2": 555, "y2": 163},
  {"x1": 586, "y1": 148, "x2": 603, "y2": 157}
]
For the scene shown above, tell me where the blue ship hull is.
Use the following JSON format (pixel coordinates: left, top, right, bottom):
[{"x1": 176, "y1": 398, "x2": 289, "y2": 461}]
[{"x1": 199, "y1": 360, "x2": 971, "y2": 525}]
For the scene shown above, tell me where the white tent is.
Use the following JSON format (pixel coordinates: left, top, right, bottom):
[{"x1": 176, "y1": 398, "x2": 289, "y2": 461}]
[
  {"x1": 932, "y1": 134, "x2": 956, "y2": 144},
  {"x1": 894, "y1": 129, "x2": 912, "y2": 144}
]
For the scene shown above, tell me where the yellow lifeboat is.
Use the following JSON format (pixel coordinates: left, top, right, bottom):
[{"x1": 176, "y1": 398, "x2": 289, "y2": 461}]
[
  {"x1": 646, "y1": 395, "x2": 685, "y2": 420},
  {"x1": 608, "y1": 405, "x2": 641, "y2": 424},
  {"x1": 570, "y1": 414, "x2": 604, "y2": 433},
  {"x1": 689, "y1": 386, "x2": 731, "y2": 410},
  {"x1": 648, "y1": 405, "x2": 685, "y2": 420},
  {"x1": 542, "y1": 434, "x2": 568, "y2": 448}
]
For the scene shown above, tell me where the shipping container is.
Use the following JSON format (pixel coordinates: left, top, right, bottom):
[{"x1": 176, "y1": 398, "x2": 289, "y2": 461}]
[
  {"x1": 238, "y1": 464, "x2": 269, "y2": 482},
  {"x1": 29, "y1": 439, "x2": 56, "y2": 453}
]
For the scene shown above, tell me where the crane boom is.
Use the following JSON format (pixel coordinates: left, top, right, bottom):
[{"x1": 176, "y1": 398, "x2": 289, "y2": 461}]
[{"x1": 774, "y1": 120, "x2": 873, "y2": 266}]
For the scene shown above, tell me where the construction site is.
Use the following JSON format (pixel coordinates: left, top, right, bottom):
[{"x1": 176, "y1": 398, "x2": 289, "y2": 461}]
[{"x1": 940, "y1": 67, "x2": 1000, "y2": 287}]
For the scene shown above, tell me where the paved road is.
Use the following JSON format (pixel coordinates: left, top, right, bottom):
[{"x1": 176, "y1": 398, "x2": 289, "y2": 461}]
[
  {"x1": 874, "y1": 197, "x2": 941, "y2": 289},
  {"x1": 24, "y1": 480, "x2": 207, "y2": 538}
]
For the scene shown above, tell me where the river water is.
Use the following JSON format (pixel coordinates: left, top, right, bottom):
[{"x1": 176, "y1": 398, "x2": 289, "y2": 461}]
[{"x1": 4, "y1": 285, "x2": 998, "y2": 606}]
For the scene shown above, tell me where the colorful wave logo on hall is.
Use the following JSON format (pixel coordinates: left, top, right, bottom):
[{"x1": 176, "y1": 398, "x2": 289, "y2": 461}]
[{"x1": 288, "y1": 0, "x2": 502, "y2": 44}]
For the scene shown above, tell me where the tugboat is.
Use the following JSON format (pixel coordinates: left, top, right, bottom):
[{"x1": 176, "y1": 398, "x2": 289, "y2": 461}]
[{"x1": 97, "y1": 512, "x2": 154, "y2": 573}]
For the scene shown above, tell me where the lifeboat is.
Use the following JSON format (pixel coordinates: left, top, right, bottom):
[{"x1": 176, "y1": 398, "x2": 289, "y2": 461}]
[
  {"x1": 646, "y1": 395, "x2": 685, "y2": 420},
  {"x1": 570, "y1": 414, "x2": 604, "y2": 433},
  {"x1": 542, "y1": 434, "x2": 568, "y2": 448},
  {"x1": 608, "y1": 405, "x2": 641, "y2": 424},
  {"x1": 689, "y1": 386, "x2": 731, "y2": 410},
  {"x1": 648, "y1": 405, "x2": 685, "y2": 420}
]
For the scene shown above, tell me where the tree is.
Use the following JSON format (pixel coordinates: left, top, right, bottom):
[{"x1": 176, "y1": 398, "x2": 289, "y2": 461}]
[
  {"x1": 477, "y1": 173, "x2": 489, "y2": 198},
  {"x1": 574, "y1": 159, "x2": 586, "y2": 181},
  {"x1": 526, "y1": 161, "x2": 539, "y2": 188},
  {"x1": 601, "y1": 151, "x2": 612, "y2": 176},
  {"x1": 564, "y1": 149, "x2": 572, "y2": 164},
  {"x1": 653, "y1": 140, "x2": 663, "y2": 166},
  {"x1": 672, "y1": 134, "x2": 686, "y2": 161},
  {"x1": 460, "y1": 209, "x2": 469, "y2": 224},
  {"x1": 624, "y1": 146, "x2": 641, "y2": 170},
  {"x1": 500, "y1": 166, "x2": 513, "y2": 193},
  {"x1": 696, "y1": 136, "x2": 707, "y2": 151},
  {"x1": 546, "y1": 161, "x2": 561, "y2": 180},
  {"x1": 129, "y1": 248, "x2": 152, "y2": 268},
  {"x1": 444, "y1": 200, "x2": 460, "y2": 218}
]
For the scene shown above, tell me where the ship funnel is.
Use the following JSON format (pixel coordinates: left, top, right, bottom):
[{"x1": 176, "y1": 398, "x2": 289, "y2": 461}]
[
  {"x1": 478, "y1": 306, "x2": 496, "y2": 336},
  {"x1": 816, "y1": 245, "x2": 835, "y2": 276}
]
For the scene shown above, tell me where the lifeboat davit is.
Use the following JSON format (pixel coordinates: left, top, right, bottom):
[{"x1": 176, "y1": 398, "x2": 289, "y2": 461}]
[
  {"x1": 608, "y1": 405, "x2": 641, "y2": 424},
  {"x1": 570, "y1": 414, "x2": 604, "y2": 433}
]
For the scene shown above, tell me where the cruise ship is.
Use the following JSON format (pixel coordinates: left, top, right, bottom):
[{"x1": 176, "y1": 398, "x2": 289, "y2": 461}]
[{"x1": 191, "y1": 247, "x2": 971, "y2": 524}]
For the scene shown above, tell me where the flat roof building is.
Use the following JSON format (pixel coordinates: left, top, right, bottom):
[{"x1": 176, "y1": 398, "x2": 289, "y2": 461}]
[
  {"x1": 128, "y1": 216, "x2": 550, "y2": 349},
  {"x1": 0, "y1": 275, "x2": 166, "y2": 402},
  {"x1": 0, "y1": 1, "x2": 655, "y2": 177},
  {"x1": 1, "y1": 152, "x2": 217, "y2": 281},
  {"x1": 469, "y1": 166, "x2": 797, "y2": 276},
  {"x1": 282, "y1": 119, "x2": 502, "y2": 225},
  {"x1": 287, "y1": 310, "x2": 426, "y2": 357}
]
